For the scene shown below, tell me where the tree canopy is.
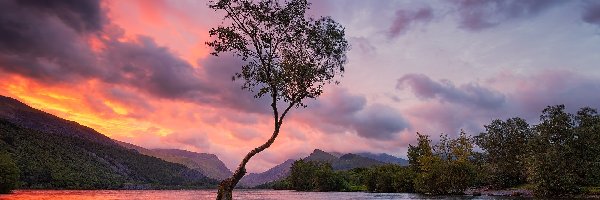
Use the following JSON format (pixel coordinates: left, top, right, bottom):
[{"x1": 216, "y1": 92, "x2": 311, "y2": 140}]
[{"x1": 208, "y1": 0, "x2": 349, "y2": 108}]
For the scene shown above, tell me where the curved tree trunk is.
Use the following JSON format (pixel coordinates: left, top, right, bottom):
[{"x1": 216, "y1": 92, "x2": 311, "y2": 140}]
[{"x1": 216, "y1": 122, "x2": 283, "y2": 200}]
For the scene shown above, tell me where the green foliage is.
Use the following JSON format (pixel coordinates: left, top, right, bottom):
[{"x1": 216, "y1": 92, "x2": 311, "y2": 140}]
[
  {"x1": 207, "y1": 0, "x2": 349, "y2": 107},
  {"x1": 0, "y1": 119, "x2": 217, "y2": 189},
  {"x1": 288, "y1": 159, "x2": 348, "y2": 191},
  {"x1": 574, "y1": 107, "x2": 600, "y2": 186},
  {"x1": 475, "y1": 118, "x2": 532, "y2": 188},
  {"x1": 407, "y1": 132, "x2": 432, "y2": 173},
  {"x1": 527, "y1": 105, "x2": 580, "y2": 196},
  {"x1": 364, "y1": 164, "x2": 415, "y2": 193},
  {"x1": 414, "y1": 131, "x2": 476, "y2": 195},
  {"x1": 0, "y1": 151, "x2": 19, "y2": 194}
]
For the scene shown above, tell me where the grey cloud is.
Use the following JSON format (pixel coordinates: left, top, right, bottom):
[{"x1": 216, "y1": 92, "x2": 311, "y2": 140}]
[
  {"x1": 389, "y1": 7, "x2": 433, "y2": 38},
  {"x1": 452, "y1": 0, "x2": 562, "y2": 31},
  {"x1": 402, "y1": 71, "x2": 600, "y2": 139},
  {"x1": 352, "y1": 104, "x2": 410, "y2": 140},
  {"x1": 197, "y1": 54, "x2": 273, "y2": 114},
  {"x1": 0, "y1": 0, "x2": 103, "y2": 83},
  {"x1": 397, "y1": 73, "x2": 505, "y2": 109},
  {"x1": 583, "y1": 3, "x2": 600, "y2": 26},
  {"x1": 101, "y1": 36, "x2": 212, "y2": 100},
  {"x1": 300, "y1": 89, "x2": 409, "y2": 140},
  {"x1": 16, "y1": 0, "x2": 105, "y2": 33}
]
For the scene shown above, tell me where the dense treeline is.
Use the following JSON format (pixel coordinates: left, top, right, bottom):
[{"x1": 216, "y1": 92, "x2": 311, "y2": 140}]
[
  {"x1": 260, "y1": 160, "x2": 415, "y2": 193},
  {"x1": 0, "y1": 119, "x2": 218, "y2": 191},
  {"x1": 0, "y1": 151, "x2": 19, "y2": 193},
  {"x1": 266, "y1": 105, "x2": 600, "y2": 197}
]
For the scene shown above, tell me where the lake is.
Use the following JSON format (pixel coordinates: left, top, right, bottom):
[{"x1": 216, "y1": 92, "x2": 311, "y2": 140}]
[{"x1": 0, "y1": 190, "x2": 520, "y2": 200}]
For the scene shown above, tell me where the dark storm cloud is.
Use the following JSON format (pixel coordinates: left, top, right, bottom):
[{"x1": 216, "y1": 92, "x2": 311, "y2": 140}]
[
  {"x1": 0, "y1": 0, "x2": 239, "y2": 111},
  {"x1": 0, "y1": 0, "x2": 103, "y2": 82},
  {"x1": 582, "y1": 3, "x2": 600, "y2": 26},
  {"x1": 389, "y1": 7, "x2": 433, "y2": 38},
  {"x1": 397, "y1": 74, "x2": 505, "y2": 109},
  {"x1": 16, "y1": 0, "x2": 105, "y2": 33},
  {"x1": 300, "y1": 89, "x2": 410, "y2": 140},
  {"x1": 101, "y1": 36, "x2": 212, "y2": 100},
  {"x1": 452, "y1": 0, "x2": 562, "y2": 31}
]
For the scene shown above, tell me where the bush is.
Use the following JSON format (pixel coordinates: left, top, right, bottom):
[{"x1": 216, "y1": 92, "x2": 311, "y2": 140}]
[{"x1": 0, "y1": 152, "x2": 20, "y2": 194}]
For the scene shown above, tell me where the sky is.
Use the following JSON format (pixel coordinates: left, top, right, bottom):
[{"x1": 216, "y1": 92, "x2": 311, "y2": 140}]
[{"x1": 1, "y1": 0, "x2": 600, "y2": 173}]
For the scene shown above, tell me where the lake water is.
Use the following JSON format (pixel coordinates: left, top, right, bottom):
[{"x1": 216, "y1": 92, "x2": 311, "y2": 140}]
[{"x1": 0, "y1": 190, "x2": 520, "y2": 200}]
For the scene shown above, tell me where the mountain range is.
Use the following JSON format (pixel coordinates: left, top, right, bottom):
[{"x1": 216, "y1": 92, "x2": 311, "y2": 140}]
[
  {"x1": 115, "y1": 141, "x2": 232, "y2": 180},
  {"x1": 238, "y1": 149, "x2": 408, "y2": 187},
  {"x1": 0, "y1": 95, "x2": 408, "y2": 189}
]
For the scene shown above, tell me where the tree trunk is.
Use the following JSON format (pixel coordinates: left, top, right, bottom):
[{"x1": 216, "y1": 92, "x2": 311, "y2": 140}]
[{"x1": 215, "y1": 124, "x2": 282, "y2": 200}]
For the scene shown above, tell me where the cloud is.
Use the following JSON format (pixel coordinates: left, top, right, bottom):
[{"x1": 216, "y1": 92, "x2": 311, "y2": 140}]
[
  {"x1": 398, "y1": 71, "x2": 600, "y2": 138},
  {"x1": 493, "y1": 70, "x2": 600, "y2": 119},
  {"x1": 299, "y1": 88, "x2": 410, "y2": 140},
  {"x1": 389, "y1": 7, "x2": 433, "y2": 38},
  {"x1": 397, "y1": 73, "x2": 505, "y2": 109},
  {"x1": 100, "y1": 35, "x2": 211, "y2": 100},
  {"x1": 582, "y1": 2, "x2": 600, "y2": 27},
  {"x1": 17, "y1": 0, "x2": 105, "y2": 33},
  {"x1": 0, "y1": 0, "x2": 271, "y2": 117},
  {"x1": 0, "y1": 0, "x2": 104, "y2": 82},
  {"x1": 452, "y1": 0, "x2": 562, "y2": 31},
  {"x1": 196, "y1": 54, "x2": 273, "y2": 114}
]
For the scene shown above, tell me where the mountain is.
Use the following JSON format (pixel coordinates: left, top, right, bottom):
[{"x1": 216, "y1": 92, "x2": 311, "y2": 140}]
[
  {"x1": 305, "y1": 149, "x2": 387, "y2": 170},
  {"x1": 305, "y1": 149, "x2": 338, "y2": 163},
  {"x1": 152, "y1": 149, "x2": 233, "y2": 181},
  {"x1": 241, "y1": 149, "x2": 388, "y2": 187},
  {"x1": 115, "y1": 141, "x2": 232, "y2": 180},
  {"x1": 0, "y1": 95, "x2": 218, "y2": 189},
  {"x1": 239, "y1": 159, "x2": 295, "y2": 187},
  {"x1": 356, "y1": 152, "x2": 408, "y2": 166}
]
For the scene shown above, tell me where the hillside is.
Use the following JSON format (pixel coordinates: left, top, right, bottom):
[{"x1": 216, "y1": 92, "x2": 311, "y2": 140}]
[
  {"x1": 0, "y1": 95, "x2": 217, "y2": 189},
  {"x1": 115, "y1": 142, "x2": 232, "y2": 181},
  {"x1": 305, "y1": 149, "x2": 387, "y2": 170},
  {"x1": 356, "y1": 152, "x2": 408, "y2": 166},
  {"x1": 239, "y1": 159, "x2": 295, "y2": 187},
  {"x1": 243, "y1": 149, "x2": 388, "y2": 187}
]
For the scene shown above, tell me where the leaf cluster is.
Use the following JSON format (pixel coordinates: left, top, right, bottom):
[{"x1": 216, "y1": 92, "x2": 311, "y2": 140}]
[{"x1": 207, "y1": 0, "x2": 349, "y2": 108}]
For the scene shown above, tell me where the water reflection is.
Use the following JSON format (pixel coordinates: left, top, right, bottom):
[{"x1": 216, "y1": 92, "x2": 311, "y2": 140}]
[{"x1": 0, "y1": 190, "x2": 520, "y2": 200}]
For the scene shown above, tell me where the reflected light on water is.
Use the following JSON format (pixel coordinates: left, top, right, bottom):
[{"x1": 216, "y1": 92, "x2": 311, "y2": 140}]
[{"x1": 0, "y1": 190, "x2": 509, "y2": 200}]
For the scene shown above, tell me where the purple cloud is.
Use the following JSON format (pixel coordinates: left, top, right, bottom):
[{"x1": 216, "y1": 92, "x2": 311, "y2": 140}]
[
  {"x1": 452, "y1": 0, "x2": 562, "y2": 31},
  {"x1": 500, "y1": 70, "x2": 600, "y2": 119},
  {"x1": 397, "y1": 73, "x2": 506, "y2": 109},
  {"x1": 0, "y1": 0, "x2": 104, "y2": 83},
  {"x1": 582, "y1": 3, "x2": 600, "y2": 26},
  {"x1": 389, "y1": 7, "x2": 433, "y2": 38},
  {"x1": 298, "y1": 88, "x2": 410, "y2": 140},
  {"x1": 399, "y1": 71, "x2": 600, "y2": 138}
]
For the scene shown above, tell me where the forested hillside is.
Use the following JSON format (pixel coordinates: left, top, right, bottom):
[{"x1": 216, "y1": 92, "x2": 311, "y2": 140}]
[{"x1": 0, "y1": 96, "x2": 218, "y2": 190}]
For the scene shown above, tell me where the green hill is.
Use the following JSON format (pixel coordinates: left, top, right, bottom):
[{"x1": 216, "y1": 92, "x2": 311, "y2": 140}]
[{"x1": 0, "y1": 95, "x2": 218, "y2": 189}]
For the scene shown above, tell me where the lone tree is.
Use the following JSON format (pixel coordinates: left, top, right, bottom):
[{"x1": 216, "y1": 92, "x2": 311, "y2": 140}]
[{"x1": 207, "y1": 0, "x2": 349, "y2": 199}]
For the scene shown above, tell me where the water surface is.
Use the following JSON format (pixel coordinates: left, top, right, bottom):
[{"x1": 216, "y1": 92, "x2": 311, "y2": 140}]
[{"x1": 0, "y1": 190, "x2": 519, "y2": 200}]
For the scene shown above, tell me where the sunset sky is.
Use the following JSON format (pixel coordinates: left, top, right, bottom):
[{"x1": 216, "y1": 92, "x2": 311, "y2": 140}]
[{"x1": 1, "y1": 0, "x2": 600, "y2": 173}]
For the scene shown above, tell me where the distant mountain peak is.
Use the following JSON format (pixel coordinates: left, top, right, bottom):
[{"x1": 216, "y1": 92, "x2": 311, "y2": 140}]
[
  {"x1": 356, "y1": 152, "x2": 408, "y2": 166},
  {"x1": 114, "y1": 142, "x2": 232, "y2": 181}
]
